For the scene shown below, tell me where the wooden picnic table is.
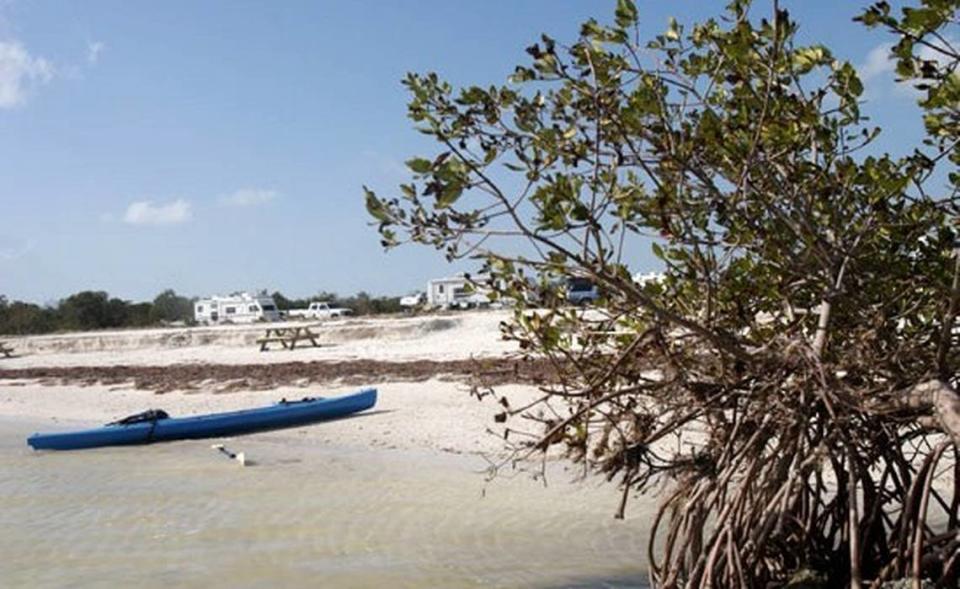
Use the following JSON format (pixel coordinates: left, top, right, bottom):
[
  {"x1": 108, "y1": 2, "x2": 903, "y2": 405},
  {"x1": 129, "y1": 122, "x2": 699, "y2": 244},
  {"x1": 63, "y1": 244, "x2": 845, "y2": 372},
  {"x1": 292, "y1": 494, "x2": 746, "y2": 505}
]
[{"x1": 257, "y1": 324, "x2": 322, "y2": 352}]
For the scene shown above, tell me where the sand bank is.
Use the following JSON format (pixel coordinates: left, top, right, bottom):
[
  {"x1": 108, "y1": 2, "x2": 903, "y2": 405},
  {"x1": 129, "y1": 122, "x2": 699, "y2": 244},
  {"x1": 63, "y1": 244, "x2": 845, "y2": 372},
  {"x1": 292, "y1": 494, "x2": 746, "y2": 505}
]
[
  {"x1": 0, "y1": 311, "x2": 517, "y2": 369},
  {"x1": 0, "y1": 310, "x2": 558, "y2": 457},
  {"x1": 1, "y1": 379, "x2": 544, "y2": 457}
]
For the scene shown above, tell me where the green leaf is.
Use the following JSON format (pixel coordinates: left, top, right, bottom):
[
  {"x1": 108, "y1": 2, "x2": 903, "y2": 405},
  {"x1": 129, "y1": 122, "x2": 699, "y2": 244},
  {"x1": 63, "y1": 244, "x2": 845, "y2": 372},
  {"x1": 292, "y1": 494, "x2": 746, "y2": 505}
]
[
  {"x1": 651, "y1": 242, "x2": 665, "y2": 260},
  {"x1": 363, "y1": 187, "x2": 390, "y2": 223},
  {"x1": 615, "y1": 0, "x2": 638, "y2": 29},
  {"x1": 901, "y1": 7, "x2": 941, "y2": 34},
  {"x1": 665, "y1": 17, "x2": 681, "y2": 41},
  {"x1": 436, "y1": 182, "x2": 464, "y2": 209},
  {"x1": 833, "y1": 61, "x2": 864, "y2": 98},
  {"x1": 793, "y1": 45, "x2": 832, "y2": 74},
  {"x1": 406, "y1": 158, "x2": 432, "y2": 174},
  {"x1": 510, "y1": 66, "x2": 537, "y2": 84}
]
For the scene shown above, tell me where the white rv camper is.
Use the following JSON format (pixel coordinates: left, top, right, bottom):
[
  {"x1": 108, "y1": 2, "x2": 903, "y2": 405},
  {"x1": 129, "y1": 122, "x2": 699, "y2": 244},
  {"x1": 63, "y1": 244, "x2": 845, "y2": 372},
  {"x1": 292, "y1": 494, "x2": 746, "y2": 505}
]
[
  {"x1": 426, "y1": 275, "x2": 492, "y2": 309},
  {"x1": 194, "y1": 292, "x2": 281, "y2": 324}
]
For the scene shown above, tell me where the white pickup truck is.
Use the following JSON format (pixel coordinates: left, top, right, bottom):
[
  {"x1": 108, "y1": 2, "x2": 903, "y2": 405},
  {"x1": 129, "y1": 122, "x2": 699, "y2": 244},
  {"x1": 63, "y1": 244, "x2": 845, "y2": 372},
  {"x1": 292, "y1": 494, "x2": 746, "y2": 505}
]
[
  {"x1": 399, "y1": 292, "x2": 426, "y2": 309},
  {"x1": 287, "y1": 302, "x2": 353, "y2": 320}
]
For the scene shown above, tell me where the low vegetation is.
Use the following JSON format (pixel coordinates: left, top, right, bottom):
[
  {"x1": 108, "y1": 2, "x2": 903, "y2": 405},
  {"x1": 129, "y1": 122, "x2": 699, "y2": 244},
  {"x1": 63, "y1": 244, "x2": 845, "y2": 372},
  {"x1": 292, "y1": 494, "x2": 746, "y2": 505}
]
[
  {"x1": 0, "y1": 289, "x2": 404, "y2": 335},
  {"x1": 0, "y1": 290, "x2": 193, "y2": 334},
  {"x1": 270, "y1": 291, "x2": 403, "y2": 316}
]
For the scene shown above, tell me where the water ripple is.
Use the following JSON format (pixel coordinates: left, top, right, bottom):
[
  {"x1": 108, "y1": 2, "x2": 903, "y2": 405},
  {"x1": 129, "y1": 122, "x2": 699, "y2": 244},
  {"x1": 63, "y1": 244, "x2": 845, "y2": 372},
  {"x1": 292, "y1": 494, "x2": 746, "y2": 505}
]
[{"x1": 1, "y1": 425, "x2": 648, "y2": 588}]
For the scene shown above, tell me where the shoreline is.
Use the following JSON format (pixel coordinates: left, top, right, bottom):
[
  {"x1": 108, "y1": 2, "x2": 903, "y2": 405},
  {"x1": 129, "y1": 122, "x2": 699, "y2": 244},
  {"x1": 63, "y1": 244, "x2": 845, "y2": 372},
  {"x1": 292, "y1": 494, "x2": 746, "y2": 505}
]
[
  {"x1": 1, "y1": 411, "x2": 652, "y2": 589},
  {"x1": 0, "y1": 310, "x2": 556, "y2": 458},
  {"x1": 0, "y1": 379, "x2": 544, "y2": 458}
]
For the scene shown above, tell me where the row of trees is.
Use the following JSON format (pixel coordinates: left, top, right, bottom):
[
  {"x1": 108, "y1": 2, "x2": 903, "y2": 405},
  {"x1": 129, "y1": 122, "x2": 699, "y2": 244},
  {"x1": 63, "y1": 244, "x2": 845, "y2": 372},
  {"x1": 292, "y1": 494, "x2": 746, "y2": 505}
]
[
  {"x1": 0, "y1": 290, "x2": 195, "y2": 335},
  {"x1": 0, "y1": 289, "x2": 404, "y2": 335}
]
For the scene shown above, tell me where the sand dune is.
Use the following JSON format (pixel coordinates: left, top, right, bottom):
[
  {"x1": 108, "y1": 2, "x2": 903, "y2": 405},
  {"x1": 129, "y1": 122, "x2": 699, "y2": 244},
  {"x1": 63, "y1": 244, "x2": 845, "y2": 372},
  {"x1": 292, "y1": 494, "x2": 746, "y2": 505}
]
[{"x1": 0, "y1": 311, "x2": 518, "y2": 369}]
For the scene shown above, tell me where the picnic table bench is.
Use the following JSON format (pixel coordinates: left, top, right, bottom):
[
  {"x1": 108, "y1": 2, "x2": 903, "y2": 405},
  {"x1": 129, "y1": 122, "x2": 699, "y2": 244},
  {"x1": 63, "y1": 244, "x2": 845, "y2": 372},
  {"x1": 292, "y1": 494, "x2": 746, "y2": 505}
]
[
  {"x1": 0, "y1": 341, "x2": 13, "y2": 358},
  {"x1": 257, "y1": 324, "x2": 322, "y2": 352}
]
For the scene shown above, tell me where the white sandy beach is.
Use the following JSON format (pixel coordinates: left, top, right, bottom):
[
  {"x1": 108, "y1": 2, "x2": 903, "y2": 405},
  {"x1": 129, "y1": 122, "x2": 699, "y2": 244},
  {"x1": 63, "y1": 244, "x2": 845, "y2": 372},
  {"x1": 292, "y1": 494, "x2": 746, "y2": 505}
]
[
  {"x1": 0, "y1": 312, "x2": 516, "y2": 369},
  {"x1": 0, "y1": 310, "x2": 654, "y2": 588},
  {"x1": 0, "y1": 311, "x2": 539, "y2": 456},
  {"x1": 2, "y1": 379, "x2": 542, "y2": 457}
]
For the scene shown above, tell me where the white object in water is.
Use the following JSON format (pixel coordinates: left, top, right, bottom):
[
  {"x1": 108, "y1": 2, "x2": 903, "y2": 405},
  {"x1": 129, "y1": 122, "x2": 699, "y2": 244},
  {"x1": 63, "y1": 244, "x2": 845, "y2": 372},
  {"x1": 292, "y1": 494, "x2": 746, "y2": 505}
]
[{"x1": 211, "y1": 443, "x2": 247, "y2": 467}]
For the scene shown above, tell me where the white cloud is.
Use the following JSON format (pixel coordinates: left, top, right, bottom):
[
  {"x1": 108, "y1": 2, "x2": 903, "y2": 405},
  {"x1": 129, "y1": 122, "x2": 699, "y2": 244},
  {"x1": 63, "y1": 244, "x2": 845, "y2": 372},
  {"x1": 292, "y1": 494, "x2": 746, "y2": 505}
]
[
  {"x1": 86, "y1": 41, "x2": 104, "y2": 65},
  {"x1": 0, "y1": 237, "x2": 35, "y2": 260},
  {"x1": 219, "y1": 188, "x2": 278, "y2": 207},
  {"x1": 123, "y1": 199, "x2": 192, "y2": 226},
  {"x1": 0, "y1": 40, "x2": 53, "y2": 108},
  {"x1": 859, "y1": 43, "x2": 895, "y2": 83},
  {"x1": 859, "y1": 38, "x2": 959, "y2": 100}
]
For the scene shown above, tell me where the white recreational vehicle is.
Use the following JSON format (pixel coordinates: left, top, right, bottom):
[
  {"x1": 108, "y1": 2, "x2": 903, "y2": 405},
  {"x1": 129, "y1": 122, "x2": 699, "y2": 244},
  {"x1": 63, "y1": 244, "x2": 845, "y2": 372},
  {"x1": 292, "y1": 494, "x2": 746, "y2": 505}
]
[
  {"x1": 426, "y1": 275, "x2": 492, "y2": 309},
  {"x1": 194, "y1": 292, "x2": 281, "y2": 324},
  {"x1": 427, "y1": 276, "x2": 468, "y2": 308}
]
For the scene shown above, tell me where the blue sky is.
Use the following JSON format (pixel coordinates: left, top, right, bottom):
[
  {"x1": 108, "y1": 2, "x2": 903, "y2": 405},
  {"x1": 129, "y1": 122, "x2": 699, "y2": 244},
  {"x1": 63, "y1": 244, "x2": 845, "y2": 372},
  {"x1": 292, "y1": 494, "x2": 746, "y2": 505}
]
[{"x1": 0, "y1": 0, "x2": 933, "y2": 304}]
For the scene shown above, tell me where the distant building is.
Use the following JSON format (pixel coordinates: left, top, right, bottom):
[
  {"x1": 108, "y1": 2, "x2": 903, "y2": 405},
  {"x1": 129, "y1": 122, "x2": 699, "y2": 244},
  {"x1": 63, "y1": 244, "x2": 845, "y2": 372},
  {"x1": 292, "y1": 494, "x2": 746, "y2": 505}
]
[{"x1": 194, "y1": 292, "x2": 280, "y2": 324}]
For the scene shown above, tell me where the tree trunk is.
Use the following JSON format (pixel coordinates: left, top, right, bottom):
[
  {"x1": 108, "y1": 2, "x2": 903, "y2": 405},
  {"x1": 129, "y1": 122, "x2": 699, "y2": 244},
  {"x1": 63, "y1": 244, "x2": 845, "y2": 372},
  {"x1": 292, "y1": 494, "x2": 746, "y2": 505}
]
[{"x1": 907, "y1": 380, "x2": 960, "y2": 448}]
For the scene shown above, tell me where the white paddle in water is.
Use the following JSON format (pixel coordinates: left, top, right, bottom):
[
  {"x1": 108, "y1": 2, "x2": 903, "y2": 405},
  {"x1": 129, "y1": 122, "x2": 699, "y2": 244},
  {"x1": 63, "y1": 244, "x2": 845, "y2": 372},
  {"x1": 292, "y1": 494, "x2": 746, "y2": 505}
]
[{"x1": 211, "y1": 443, "x2": 246, "y2": 466}]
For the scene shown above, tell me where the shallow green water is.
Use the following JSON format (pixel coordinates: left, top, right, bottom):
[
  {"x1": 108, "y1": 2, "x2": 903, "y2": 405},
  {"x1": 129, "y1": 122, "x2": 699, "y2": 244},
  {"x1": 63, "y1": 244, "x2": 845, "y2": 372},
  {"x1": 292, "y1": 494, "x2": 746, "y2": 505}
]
[{"x1": 1, "y1": 418, "x2": 648, "y2": 588}]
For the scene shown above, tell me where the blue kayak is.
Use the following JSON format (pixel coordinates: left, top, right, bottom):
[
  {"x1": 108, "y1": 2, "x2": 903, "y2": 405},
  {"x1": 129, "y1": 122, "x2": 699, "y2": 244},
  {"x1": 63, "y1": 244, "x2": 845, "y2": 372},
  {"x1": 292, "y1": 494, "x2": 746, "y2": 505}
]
[{"x1": 27, "y1": 388, "x2": 377, "y2": 451}]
